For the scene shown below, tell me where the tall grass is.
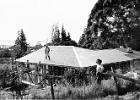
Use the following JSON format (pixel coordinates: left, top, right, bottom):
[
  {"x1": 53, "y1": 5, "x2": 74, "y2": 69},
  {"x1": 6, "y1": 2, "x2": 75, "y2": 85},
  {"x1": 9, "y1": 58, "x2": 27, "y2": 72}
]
[
  {"x1": 30, "y1": 77, "x2": 140, "y2": 100},
  {"x1": 31, "y1": 79, "x2": 117, "y2": 99},
  {"x1": 0, "y1": 77, "x2": 140, "y2": 99}
]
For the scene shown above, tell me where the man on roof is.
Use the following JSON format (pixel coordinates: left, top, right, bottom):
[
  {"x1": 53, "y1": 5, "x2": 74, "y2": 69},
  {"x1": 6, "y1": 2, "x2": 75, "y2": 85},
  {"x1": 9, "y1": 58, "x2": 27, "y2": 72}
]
[{"x1": 45, "y1": 44, "x2": 50, "y2": 60}]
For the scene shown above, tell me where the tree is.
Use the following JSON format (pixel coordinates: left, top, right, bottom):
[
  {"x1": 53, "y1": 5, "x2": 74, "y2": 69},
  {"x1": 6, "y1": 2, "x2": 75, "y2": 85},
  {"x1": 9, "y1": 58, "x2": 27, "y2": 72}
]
[
  {"x1": 79, "y1": 0, "x2": 140, "y2": 50},
  {"x1": 50, "y1": 24, "x2": 77, "y2": 46},
  {"x1": 61, "y1": 25, "x2": 67, "y2": 42},
  {"x1": 13, "y1": 29, "x2": 28, "y2": 58},
  {"x1": 51, "y1": 25, "x2": 61, "y2": 45},
  {"x1": 60, "y1": 25, "x2": 77, "y2": 46},
  {"x1": 66, "y1": 32, "x2": 71, "y2": 41}
]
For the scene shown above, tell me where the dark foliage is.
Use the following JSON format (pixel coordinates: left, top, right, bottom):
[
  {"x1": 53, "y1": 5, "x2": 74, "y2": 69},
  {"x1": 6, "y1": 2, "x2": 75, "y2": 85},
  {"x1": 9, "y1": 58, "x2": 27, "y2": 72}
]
[
  {"x1": 0, "y1": 64, "x2": 29, "y2": 99},
  {"x1": 12, "y1": 29, "x2": 28, "y2": 58},
  {"x1": 64, "y1": 68, "x2": 90, "y2": 86},
  {"x1": 0, "y1": 49, "x2": 11, "y2": 58},
  {"x1": 0, "y1": 65, "x2": 12, "y2": 88},
  {"x1": 79, "y1": 0, "x2": 140, "y2": 51},
  {"x1": 50, "y1": 24, "x2": 77, "y2": 46}
]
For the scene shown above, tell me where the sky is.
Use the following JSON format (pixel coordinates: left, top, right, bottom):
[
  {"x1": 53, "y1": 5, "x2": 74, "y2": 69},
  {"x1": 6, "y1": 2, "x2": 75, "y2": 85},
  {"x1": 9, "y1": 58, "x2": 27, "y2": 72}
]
[{"x1": 0, "y1": 0, "x2": 97, "y2": 46}]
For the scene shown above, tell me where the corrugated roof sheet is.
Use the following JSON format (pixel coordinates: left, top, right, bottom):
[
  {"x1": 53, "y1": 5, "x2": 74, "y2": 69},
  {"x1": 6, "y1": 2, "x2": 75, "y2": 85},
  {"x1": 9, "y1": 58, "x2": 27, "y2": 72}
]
[{"x1": 16, "y1": 46, "x2": 140, "y2": 67}]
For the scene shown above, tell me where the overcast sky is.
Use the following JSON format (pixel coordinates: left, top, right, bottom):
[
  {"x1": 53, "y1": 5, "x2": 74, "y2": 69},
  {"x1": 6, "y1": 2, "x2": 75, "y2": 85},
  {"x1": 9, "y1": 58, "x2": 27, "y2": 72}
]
[{"x1": 0, "y1": 0, "x2": 97, "y2": 46}]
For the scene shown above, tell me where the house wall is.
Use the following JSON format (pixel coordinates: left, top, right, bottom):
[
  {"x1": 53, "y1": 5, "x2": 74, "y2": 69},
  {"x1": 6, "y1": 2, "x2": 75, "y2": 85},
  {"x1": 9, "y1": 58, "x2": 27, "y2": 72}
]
[
  {"x1": 48, "y1": 66, "x2": 66, "y2": 76},
  {"x1": 103, "y1": 61, "x2": 130, "y2": 74},
  {"x1": 17, "y1": 60, "x2": 135, "y2": 86}
]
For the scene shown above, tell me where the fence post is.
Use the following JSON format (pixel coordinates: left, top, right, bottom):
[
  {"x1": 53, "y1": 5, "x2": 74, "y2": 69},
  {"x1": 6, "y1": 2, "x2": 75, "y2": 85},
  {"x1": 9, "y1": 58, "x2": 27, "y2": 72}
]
[
  {"x1": 38, "y1": 61, "x2": 42, "y2": 83},
  {"x1": 51, "y1": 66, "x2": 55, "y2": 99},
  {"x1": 111, "y1": 67, "x2": 119, "y2": 94},
  {"x1": 11, "y1": 58, "x2": 14, "y2": 70},
  {"x1": 50, "y1": 78, "x2": 55, "y2": 99}
]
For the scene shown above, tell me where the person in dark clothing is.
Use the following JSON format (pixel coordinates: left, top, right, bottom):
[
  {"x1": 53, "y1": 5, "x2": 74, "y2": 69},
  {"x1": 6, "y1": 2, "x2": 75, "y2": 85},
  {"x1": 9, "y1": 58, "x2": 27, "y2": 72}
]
[
  {"x1": 45, "y1": 44, "x2": 50, "y2": 60},
  {"x1": 96, "y1": 59, "x2": 104, "y2": 84}
]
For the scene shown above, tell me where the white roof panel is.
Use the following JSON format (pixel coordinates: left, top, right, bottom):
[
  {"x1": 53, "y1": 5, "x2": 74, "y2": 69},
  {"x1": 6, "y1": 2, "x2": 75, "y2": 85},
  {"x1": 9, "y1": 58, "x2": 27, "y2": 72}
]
[{"x1": 17, "y1": 46, "x2": 140, "y2": 67}]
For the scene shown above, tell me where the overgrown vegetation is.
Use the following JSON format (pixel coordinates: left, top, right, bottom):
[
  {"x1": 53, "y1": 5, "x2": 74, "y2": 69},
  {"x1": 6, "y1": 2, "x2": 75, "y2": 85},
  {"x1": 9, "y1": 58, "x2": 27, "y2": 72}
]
[
  {"x1": 0, "y1": 49, "x2": 11, "y2": 58},
  {"x1": 64, "y1": 68, "x2": 90, "y2": 86},
  {"x1": 0, "y1": 63, "x2": 140, "y2": 99},
  {"x1": 17, "y1": 78, "x2": 140, "y2": 99},
  {"x1": 0, "y1": 63, "x2": 29, "y2": 99}
]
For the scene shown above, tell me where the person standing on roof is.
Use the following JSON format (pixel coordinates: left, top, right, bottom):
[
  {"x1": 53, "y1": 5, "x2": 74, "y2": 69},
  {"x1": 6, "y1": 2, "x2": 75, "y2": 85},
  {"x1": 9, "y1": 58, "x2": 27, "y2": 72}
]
[
  {"x1": 45, "y1": 44, "x2": 50, "y2": 60},
  {"x1": 96, "y1": 59, "x2": 104, "y2": 84}
]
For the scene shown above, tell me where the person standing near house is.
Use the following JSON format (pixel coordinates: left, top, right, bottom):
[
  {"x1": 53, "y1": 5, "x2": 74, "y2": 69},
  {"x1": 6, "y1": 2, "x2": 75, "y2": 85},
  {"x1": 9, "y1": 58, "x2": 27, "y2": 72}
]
[
  {"x1": 45, "y1": 44, "x2": 50, "y2": 60},
  {"x1": 96, "y1": 59, "x2": 104, "y2": 84}
]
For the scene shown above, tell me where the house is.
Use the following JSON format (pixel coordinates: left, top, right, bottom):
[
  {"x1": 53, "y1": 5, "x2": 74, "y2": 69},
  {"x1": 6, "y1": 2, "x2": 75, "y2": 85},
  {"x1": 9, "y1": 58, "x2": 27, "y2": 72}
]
[{"x1": 16, "y1": 46, "x2": 140, "y2": 84}]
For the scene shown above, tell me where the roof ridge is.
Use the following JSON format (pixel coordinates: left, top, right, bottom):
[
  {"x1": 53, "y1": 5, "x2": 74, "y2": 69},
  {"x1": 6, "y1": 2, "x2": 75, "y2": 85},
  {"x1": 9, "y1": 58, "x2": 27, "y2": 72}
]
[
  {"x1": 49, "y1": 46, "x2": 74, "y2": 47},
  {"x1": 72, "y1": 46, "x2": 82, "y2": 67}
]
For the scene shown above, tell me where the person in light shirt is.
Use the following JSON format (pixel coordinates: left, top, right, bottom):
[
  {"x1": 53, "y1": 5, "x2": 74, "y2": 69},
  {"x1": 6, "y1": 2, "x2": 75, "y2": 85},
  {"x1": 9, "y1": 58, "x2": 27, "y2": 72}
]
[{"x1": 96, "y1": 59, "x2": 104, "y2": 84}]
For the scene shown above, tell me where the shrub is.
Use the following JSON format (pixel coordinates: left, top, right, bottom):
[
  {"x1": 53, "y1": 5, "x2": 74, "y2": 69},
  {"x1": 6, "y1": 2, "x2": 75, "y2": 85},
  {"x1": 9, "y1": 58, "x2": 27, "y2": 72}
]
[
  {"x1": 0, "y1": 64, "x2": 12, "y2": 88},
  {"x1": 102, "y1": 79, "x2": 117, "y2": 96},
  {"x1": 64, "y1": 68, "x2": 91, "y2": 86},
  {"x1": 0, "y1": 49, "x2": 11, "y2": 58}
]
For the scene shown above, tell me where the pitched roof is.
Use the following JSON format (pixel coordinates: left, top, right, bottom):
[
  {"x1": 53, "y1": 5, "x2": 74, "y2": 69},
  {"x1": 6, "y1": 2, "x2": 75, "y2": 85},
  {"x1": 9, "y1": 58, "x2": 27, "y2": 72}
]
[{"x1": 16, "y1": 46, "x2": 140, "y2": 67}]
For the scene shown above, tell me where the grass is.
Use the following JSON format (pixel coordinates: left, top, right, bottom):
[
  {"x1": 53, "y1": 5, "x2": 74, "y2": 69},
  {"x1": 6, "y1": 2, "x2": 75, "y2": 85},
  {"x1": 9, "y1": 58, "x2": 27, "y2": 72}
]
[
  {"x1": 0, "y1": 77, "x2": 140, "y2": 100},
  {"x1": 30, "y1": 79, "x2": 117, "y2": 99},
  {"x1": 29, "y1": 77, "x2": 140, "y2": 100}
]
